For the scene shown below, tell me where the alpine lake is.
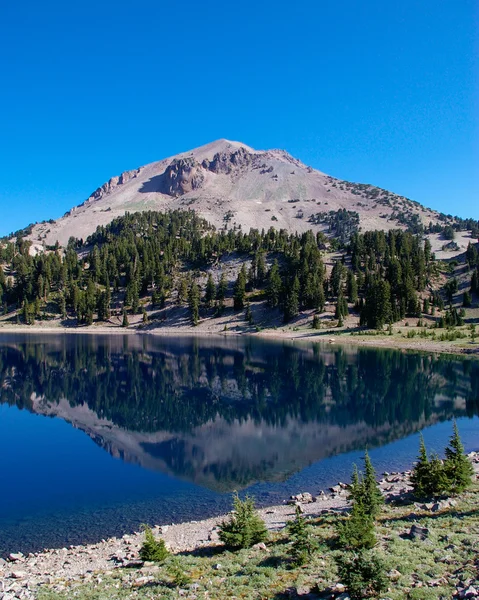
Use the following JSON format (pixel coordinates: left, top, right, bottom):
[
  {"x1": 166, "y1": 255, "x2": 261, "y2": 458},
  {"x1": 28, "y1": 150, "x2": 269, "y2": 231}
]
[{"x1": 0, "y1": 332, "x2": 478, "y2": 556}]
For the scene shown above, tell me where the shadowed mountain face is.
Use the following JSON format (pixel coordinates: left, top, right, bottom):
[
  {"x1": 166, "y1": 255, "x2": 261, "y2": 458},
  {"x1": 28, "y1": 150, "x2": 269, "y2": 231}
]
[
  {"x1": 28, "y1": 139, "x2": 446, "y2": 248},
  {"x1": 1, "y1": 334, "x2": 477, "y2": 492}
]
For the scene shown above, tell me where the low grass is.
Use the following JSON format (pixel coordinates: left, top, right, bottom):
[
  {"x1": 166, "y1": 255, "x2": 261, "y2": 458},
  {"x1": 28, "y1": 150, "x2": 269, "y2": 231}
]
[{"x1": 37, "y1": 483, "x2": 479, "y2": 600}]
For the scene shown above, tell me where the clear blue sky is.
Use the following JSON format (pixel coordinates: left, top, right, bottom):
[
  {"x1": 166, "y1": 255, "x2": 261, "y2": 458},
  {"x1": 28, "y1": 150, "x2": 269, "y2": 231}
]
[{"x1": 0, "y1": 0, "x2": 477, "y2": 236}]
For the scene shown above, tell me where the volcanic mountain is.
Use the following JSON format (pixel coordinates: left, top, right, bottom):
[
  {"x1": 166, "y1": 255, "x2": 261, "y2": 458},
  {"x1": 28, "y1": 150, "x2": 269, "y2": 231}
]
[{"x1": 28, "y1": 139, "x2": 446, "y2": 249}]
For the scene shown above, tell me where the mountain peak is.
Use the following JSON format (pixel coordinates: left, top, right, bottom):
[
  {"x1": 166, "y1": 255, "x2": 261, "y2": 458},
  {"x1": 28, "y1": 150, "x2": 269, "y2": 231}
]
[
  {"x1": 175, "y1": 139, "x2": 258, "y2": 163},
  {"x1": 27, "y1": 139, "x2": 445, "y2": 250}
]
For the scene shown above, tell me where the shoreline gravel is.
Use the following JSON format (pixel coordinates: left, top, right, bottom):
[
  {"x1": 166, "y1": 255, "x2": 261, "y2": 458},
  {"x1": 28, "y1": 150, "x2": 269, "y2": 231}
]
[{"x1": 1, "y1": 455, "x2": 478, "y2": 598}]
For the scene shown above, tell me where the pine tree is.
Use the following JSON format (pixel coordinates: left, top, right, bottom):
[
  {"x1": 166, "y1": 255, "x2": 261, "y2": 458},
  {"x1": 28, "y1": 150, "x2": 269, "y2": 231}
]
[
  {"x1": 335, "y1": 550, "x2": 387, "y2": 600},
  {"x1": 59, "y1": 293, "x2": 67, "y2": 319},
  {"x1": 316, "y1": 282, "x2": 325, "y2": 312},
  {"x1": 348, "y1": 464, "x2": 361, "y2": 503},
  {"x1": 348, "y1": 454, "x2": 383, "y2": 519},
  {"x1": 96, "y1": 291, "x2": 109, "y2": 321},
  {"x1": 256, "y1": 252, "x2": 266, "y2": 284},
  {"x1": 362, "y1": 450, "x2": 383, "y2": 518},
  {"x1": 267, "y1": 261, "x2": 282, "y2": 308},
  {"x1": 347, "y1": 269, "x2": 358, "y2": 303},
  {"x1": 131, "y1": 280, "x2": 140, "y2": 314},
  {"x1": 219, "y1": 494, "x2": 267, "y2": 550},
  {"x1": 177, "y1": 276, "x2": 188, "y2": 305},
  {"x1": 410, "y1": 435, "x2": 431, "y2": 498},
  {"x1": 139, "y1": 525, "x2": 169, "y2": 562},
  {"x1": 410, "y1": 435, "x2": 451, "y2": 498},
  {"x1": 216, "y1": 272, "x2": 228, "y2": 308},
  {"x1": 122, "y1": 308, "x2": 129, "y2": 327},
  {"x1": 284, "y1": 275, "x2": 300, "y2": 322},
  {"x1": 287, "y1": 505, "x2": 316, "y2": 565},
  {"x1": 233, "y1": 265, "x2": 247, "y2": 310},
  {"x1": 189, "y1": 281, "x2": 200, "y2": 325},
  {"x1": 336, "y1": 501, "x2": 376, "y2": 550},
  {"x1": 204, "y1": 273, "x2": 216, "y2": 308},
  {"x1": 363, "y1": 279, "x2": 392, "y2": 329},
  {"x1": 330, "y1": 261, "x2": 345, "y2": 296},
  {"x1": 428, "y1": 453, "x2": 451, "y2": 496},
  {"x1": 443, "y1": 421, "x2": 474, "y2": 495},
  {"x1": 336, "y1": 460, "x2": 379, "y2": 550},
  {"x1": 335, "y1": 289, "x2": 349, "y2": 320}
]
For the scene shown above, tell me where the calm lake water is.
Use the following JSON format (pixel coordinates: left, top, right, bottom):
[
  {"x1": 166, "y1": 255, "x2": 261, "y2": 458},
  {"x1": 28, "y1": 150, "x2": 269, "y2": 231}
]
[{"x1": 0, "y1": 333, "x2": 478, "y2": 555}]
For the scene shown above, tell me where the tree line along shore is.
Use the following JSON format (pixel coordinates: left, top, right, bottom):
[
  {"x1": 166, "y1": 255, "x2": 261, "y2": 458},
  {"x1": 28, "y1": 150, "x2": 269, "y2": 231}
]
[{"x1": 0, "y1": 210, "x2": 477, "y2": 335}]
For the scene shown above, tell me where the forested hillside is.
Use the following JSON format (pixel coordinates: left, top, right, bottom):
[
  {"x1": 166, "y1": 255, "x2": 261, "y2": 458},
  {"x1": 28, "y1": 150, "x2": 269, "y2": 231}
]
[{"x1": 0, "y1": 210, "x2": 478, "y2": 332}]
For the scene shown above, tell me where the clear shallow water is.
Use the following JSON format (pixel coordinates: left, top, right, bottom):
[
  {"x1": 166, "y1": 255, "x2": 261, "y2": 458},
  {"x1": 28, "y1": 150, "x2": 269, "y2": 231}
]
[{"x1": 0, "y1": 333, "x2": 477, "y2": 555}]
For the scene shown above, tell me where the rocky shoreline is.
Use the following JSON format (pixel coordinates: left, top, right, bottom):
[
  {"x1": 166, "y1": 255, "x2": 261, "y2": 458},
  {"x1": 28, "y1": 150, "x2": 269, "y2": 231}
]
[{"x1": 2, "y1": 453, "x2": 478, "y2": 599}]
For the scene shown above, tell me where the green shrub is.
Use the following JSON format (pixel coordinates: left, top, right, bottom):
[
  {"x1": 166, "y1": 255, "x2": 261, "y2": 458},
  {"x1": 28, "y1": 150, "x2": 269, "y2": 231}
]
[
  {"x1": 139, "y1": 525, "x2": 169, "y2": 562},
  {"x1": 287, "y1": 505, "x2": 317, "y2": 565},
  {"x1": 219, "y1": 493, "x2": 268, "y2": 549},
  {"x1": 335, "y1": 550, "x2": 388, "y2": 599}
]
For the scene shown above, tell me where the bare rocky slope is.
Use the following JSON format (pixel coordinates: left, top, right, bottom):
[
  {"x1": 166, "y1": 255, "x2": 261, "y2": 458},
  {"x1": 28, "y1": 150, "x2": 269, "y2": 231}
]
[{"x1": 27, "y1": 139, "x2": 448, "y2": 250}]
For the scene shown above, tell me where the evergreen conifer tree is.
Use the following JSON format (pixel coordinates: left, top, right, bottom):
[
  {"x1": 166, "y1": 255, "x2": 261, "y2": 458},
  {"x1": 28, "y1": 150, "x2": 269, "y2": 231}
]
[
  {"x1": 443, "y1": 421, "x2": 474, "y2": 495},
  {"x1": 177, "y1": 276, "x2": 188, "y2": 305},
  {"x1": 234, "y1": 265, "x2": 247, "y2": 310},
  {"x1": 284, "y1": 276, "x2": 300, "y2": 322},
  {"x1": 362, "y1": 450, "x2": 383, "y2": 518},
  {"x1": 287, "y1": 505, "x2": 316, "y2": 565},
  {"x1": 59, "y1": 293, "x2": 67, "y2": 319},
  {"x1": 410, "y1": 435, "x2": 431, "y2": 498},
  {"x1": 219, "y1": 494, "x2": 267, "y2": 550},
  {"x1": 335, "y1": 550, "x2": 387, "y2": 600},
  {"x1": 204, "y1": 273, "x2": 216, "y2": 308},
  {"x1": 139, "y1": 525, "x2": 169, "y2": 562},
  {"x1": 216, "y1": 272, "x2": 228, "y2": 309},
  {"x1": 267, "y1": 261, "x2": 282, "y2": 308},
  {"x1": 411, "y1": 436, "x2": 451, "y2": 498},
  {"x1": 189, "y1": 281, "x2": 200, "y2": 325},
  {"x1": 336, "y1": 501, "x2": 376, "y2": 550},
  {"x1": 347, "y1": 269, "x2": 358, "y2": 303}
]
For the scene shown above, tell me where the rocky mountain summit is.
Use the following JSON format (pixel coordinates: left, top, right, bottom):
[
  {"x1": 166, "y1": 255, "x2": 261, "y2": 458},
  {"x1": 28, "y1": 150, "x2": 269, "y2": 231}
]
[{"x1": 27, "y1": 139, "x2": 445, "y2": 249}]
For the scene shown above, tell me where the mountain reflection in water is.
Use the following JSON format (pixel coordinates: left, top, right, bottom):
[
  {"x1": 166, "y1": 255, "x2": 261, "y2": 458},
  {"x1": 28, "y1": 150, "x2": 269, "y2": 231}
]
[{"x1": 1, "y1": 334, "x2": 477, "y2": 493}]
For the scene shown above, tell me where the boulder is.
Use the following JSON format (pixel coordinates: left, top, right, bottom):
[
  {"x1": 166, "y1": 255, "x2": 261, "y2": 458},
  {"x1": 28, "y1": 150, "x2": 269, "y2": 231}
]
[
  {"x1": 409, "y1": 524, "x2": 429, "y2": 540},
  {"x1": 288, "y1": 492, "x2": 314, "y2": 504},
  {"x1": 388, "y1": 568, "x2": 401, "y2": 581},
  {"x1": 8, "y1": 553, "x2": 25, "y2": 562},
  {"x1": 252, "y1": 542, "x2": 268, "y2": 551},
  {"x1": 10, "y1": 570, "x2": 27, "y2": 579}
]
